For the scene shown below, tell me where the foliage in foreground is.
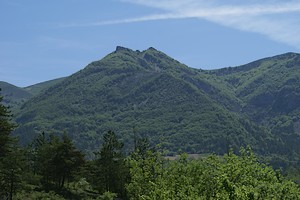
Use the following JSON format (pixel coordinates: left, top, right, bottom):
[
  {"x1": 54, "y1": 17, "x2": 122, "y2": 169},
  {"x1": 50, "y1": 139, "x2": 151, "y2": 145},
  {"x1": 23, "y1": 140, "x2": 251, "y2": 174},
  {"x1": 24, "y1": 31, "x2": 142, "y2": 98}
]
[{"x1": 127, "y1": 147, "x2": 300, "y2": 200}]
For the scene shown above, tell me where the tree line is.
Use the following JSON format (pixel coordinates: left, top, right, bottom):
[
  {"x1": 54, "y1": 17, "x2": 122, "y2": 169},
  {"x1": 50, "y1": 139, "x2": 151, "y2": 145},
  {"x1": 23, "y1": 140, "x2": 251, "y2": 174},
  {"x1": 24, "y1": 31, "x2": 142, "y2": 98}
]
[{"x1": 1, "y1": 93, "x2": 300, "y2": 199}]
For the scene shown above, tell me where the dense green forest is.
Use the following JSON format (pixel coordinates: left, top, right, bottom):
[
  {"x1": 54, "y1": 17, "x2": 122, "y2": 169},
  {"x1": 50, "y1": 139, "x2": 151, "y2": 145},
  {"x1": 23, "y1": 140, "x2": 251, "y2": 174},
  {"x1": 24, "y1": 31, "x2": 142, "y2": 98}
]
[{"x1": 1, "y1": 93, "x2": 300, "y2": 199}]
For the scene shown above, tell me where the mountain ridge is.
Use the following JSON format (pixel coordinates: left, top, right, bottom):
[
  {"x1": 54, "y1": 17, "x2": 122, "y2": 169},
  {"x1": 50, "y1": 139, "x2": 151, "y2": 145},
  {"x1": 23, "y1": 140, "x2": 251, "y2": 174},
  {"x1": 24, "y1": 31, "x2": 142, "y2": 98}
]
[
  {"x1": 1, "y1": 47, "x2": 300, "y2": 167},
  {"x1": 12, "y1": 47, "x2": 269, "y2": 155}
]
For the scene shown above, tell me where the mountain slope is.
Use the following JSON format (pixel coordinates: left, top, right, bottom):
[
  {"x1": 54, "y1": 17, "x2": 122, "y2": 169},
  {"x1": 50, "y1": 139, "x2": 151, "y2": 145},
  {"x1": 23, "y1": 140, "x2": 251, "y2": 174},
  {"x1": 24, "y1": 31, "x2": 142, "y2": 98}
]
[
  {"x1": 10, "y1": 47, "x2": 300, "y2": 168},
  {"x1": 211, "y1": 52, "x2": 300, "y2": 165},
  {"x1": 0, "y1": 81, "x2": 32, "y2": 109},
  {"x1": 24, "y1": 77, "x2": 66, "y2": 96},
  {"x1": 0, "y1": 77, "x2": 66, "y2": 112},
  {"x1": 14, "y1": 47, "x2": 269, "y2": 156},
  {"x1": 212, "y1": 53, "x2": 300, "y2": 123},
  {"x1": 211, "y1": 53, "x2": 300, "y2": 116}
]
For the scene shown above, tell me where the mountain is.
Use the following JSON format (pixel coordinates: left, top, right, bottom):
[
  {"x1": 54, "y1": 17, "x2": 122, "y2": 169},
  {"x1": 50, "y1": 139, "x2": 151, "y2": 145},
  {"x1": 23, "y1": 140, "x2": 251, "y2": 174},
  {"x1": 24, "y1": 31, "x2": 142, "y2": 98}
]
[
  {"x1": 211, "y1": 52, "x2": 300, "y2": 119},
  {"x1": 0, "y1": 81, "x2": 32, "y2": 110},
  {"x1": 210, "y1": 52, "x2": 300, "y2": 165},
  {"x1": 12, "y1": 47, "x2": 270, "y2": 157},
  {"x1": 24, "y1": 77, "x2": 66, "y2": 96},
  {"x1": 0, "y1": 78, "x2": 66, "y2": 111},
  {"x1": 6, "y1": 47, "x2": 300, "y2": 167}
]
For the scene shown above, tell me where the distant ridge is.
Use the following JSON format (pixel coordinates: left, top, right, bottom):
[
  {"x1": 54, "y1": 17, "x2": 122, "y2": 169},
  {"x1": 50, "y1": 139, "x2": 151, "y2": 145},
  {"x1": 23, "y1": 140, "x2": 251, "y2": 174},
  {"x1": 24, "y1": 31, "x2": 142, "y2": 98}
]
[
  {"x1": 0, "y1": 81, "x2": 32, "y2": 109},
  {"x1": 24, "y1": 77, "x2": 66, "y2": 96},
  {"x1": 210, "y1": 52, "x2": 300, "y2": 75}
]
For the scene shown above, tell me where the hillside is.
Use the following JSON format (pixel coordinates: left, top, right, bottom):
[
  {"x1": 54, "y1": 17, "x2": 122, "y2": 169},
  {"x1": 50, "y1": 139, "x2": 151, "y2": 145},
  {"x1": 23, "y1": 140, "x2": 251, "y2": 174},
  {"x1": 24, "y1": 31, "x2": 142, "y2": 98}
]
[
  {"x1": 4, "y1": 47, "x2": 300, "y2": 167},
  {"x1": 0, "y1": 78, "x2": 66, "y2": 111},
  {"x1": 211, "y1": 52, "x2": 300, "y2": 118},
  {"x1": 13, "y1": 47, "x2": 271, "y2": 157},
  {"x1": 210, "y1": 53, "x2": 300, "y2": 165},
  {"x1": 0, "y1": 81, "x2": 32, "y2": 110},
  {"x1": 24, "y1": 77, "x2": 66, "y2": 96}
]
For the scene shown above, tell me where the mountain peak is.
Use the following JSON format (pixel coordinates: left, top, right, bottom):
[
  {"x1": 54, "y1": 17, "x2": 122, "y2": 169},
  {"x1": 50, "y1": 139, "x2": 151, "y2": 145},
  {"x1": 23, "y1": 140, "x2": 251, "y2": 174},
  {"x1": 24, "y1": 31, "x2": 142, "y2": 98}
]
[
  {"x1": 115, "y1": 46, "x2": 161, "y2": 54},
  {"x1": 147, "y1": 47, "x2": 157, "y2": 51},
  {"x1": 115, "y1": 46, "x2": 133, "y2": 52}
]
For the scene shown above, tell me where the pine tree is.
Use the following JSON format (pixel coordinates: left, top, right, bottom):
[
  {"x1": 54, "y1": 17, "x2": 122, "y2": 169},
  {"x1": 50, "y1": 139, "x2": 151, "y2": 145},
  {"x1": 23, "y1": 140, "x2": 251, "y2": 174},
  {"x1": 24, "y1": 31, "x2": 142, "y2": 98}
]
[
  {"x1": 0, "y1": 91, "x2": 21, "y2": 200},
  {"x1": 0, "y1": 92, "x2": 15, "y2": 157},
  {"x1": 32, "y1": 132, "x2": 85, "y2": 190},
  {"x1": 52, "y1": 133, "x2": 85, "y2": 189},
  {"x1": 92, "y1": 130, "x2": 129, "y2": 197}
]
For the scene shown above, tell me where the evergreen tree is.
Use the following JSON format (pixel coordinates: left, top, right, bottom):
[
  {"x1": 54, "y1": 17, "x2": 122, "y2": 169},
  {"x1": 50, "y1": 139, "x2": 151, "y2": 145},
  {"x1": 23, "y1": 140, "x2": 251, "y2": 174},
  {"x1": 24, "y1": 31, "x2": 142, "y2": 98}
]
[
  {"x1": 0, "y1": 147, "x2": 24, "y2": 200},
  {"x1": 0, "y1": 91, "x2": 21, "y2": 200},
  {"x1": 31, "y1": 132, "x2": 85, "y2": 190},
  {"x1": 52, "y1": 133, "x2": 85, "y2": 189},
  {"x1": 92, "y1": 130, "x2": 129, "y2": 197},
  {"x1": 0, "y1": 91, "x2": 15, "y2": 157}
]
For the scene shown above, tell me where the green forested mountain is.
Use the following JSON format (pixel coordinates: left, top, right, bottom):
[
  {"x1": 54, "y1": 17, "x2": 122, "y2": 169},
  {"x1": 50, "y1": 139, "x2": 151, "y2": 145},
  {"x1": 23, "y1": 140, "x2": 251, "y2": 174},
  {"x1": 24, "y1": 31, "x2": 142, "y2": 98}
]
[
  {"x1": 12, "y1": 47, "x2": 270, "y2": 157},
  {"x1": 0, "y1": 77, "x2": 65, "y2": 110},
  {"x1": 0, "y1": 81, "x2": 32, "y2": 109},
  {"x1": 24, "y1": 77, "x2": 66, "y2": 96},
  {"x1": 210, "y1": 52, "x2": 300, "y2": 167},
  {"x1": 210, "y1": 52, "x2": 300, "y2": 120},
  {"x1": 4, "y1": 47, "x2": 300, "y2": 167}
]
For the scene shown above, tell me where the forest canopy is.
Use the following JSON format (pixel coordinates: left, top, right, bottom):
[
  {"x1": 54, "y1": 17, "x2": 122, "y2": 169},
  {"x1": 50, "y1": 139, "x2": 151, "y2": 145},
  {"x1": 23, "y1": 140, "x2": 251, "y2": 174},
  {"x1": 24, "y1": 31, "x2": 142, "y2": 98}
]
[{"x1": 0, "y1": 92, "x2": 300, "y2": 199}]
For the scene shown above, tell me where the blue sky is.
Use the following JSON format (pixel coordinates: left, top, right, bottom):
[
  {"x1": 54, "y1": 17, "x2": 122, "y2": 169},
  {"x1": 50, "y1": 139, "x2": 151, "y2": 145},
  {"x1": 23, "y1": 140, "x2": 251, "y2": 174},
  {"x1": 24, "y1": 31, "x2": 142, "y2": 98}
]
[{"x1": 1, "y1": 0, "x2": 300, "y2": 87}]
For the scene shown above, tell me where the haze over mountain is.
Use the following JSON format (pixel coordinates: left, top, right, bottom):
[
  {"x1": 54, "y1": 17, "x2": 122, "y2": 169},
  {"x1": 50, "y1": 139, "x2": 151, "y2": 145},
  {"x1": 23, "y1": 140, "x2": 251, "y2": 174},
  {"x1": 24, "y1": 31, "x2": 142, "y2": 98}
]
[{"x1": 2, "y1": 47, "x2": 300, "y2": 167}]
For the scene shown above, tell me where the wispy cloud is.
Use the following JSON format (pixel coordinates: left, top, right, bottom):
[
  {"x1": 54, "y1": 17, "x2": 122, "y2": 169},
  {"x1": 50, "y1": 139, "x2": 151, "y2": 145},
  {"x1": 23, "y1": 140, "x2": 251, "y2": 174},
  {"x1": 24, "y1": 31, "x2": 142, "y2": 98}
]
[
  {"x1": 122, "y1": 0, "x2": 300, "y2": 47},
  {"x1": 63, "y1": 0, "x2": 300, "y2": 48},
  {"x1": 60, "y1": 13, "x2": 188, "y2": 27}
]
